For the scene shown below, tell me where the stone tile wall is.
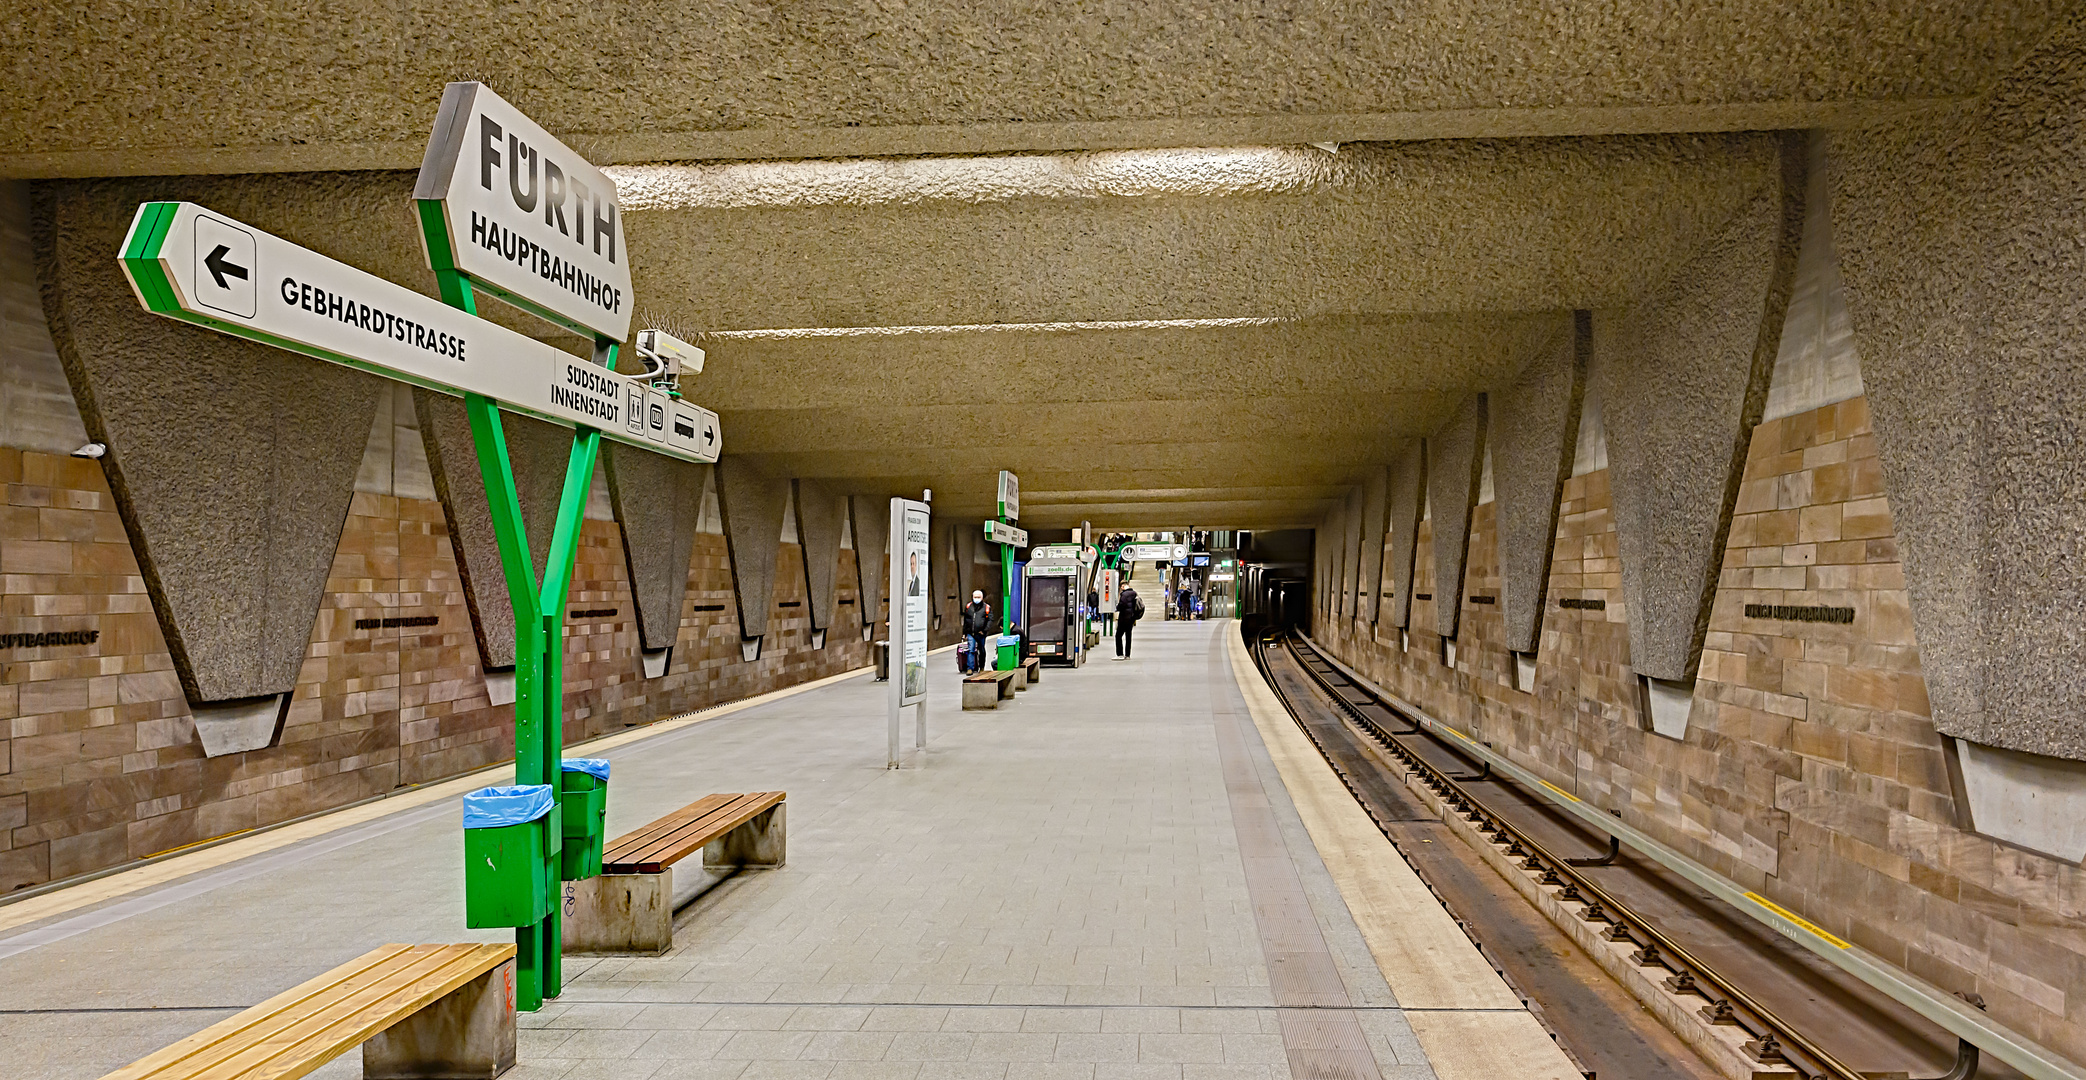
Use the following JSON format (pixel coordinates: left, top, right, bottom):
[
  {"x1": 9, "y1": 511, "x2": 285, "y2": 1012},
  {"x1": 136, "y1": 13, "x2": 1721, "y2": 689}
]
[
  {"x1": 0, "y1": 451, "x2": 874, "y2": 894},
  {"x1": 1316, "y1": 396, "x2": 2086, "y2": 1057}
]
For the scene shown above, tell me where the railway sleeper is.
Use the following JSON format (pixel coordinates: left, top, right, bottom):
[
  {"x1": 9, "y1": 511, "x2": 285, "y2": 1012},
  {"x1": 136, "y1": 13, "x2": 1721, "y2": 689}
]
[{"x1": 1378, "y1": 727, "x2": 1805, "y2": 1080}]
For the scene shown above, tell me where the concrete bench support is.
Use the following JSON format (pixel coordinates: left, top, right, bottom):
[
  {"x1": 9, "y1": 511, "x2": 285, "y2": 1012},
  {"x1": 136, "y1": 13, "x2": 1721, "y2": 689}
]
[
  {"x1": 565, "y1": 794, "x2": 787, "y2": 954},
  {"x1": 706, "y1": 802, "x2": 786, "y2": 870},
  {"x1": 1018, "y1": 658, "x2": 1041, "y2": 688},
  {"x1": 364, "y1": 957, "x2": 518, "y2": 1079},
  {"x1": 964, "y1": 670, "x2": 1016, "y2": 709}
]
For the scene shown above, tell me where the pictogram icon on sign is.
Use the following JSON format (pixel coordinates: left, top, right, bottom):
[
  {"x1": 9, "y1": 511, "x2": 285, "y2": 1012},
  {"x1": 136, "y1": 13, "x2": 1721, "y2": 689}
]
[{"x1": 193, "y1": 214, "x2": 255, "y2": 318}]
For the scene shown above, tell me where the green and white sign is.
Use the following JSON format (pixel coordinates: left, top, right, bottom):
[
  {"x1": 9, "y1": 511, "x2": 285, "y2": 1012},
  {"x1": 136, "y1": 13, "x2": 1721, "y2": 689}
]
[
  {"x1": 414, "y1": 82, "x2": 633, "y2": 341},
  {"x1": 117, "y1": 201, "x2": 720, "y2": 463},
  {"x1": 996, "y1": 470, "x2": 1020, "y2": 520},
  {"x1": 984, "y1": 520, "x2": 1028, "y2": 547}
]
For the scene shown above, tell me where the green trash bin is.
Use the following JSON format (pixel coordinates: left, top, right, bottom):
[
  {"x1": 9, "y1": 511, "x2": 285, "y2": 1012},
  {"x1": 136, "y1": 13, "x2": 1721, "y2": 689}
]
[
  {"x1": 462, "y1": 784, "x2": 556, "y2": 929},
  {"x1": 994, "y1": 633, "x2": 1021, "y2": 671},
  {"x1": 558, "y1": 758, "x2": 610, "y2": 881}
]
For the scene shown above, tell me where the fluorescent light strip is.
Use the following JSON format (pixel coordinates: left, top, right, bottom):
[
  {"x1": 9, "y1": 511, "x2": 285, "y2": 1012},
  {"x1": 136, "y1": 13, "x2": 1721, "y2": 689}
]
[{"x1": 702, "y1": 316, "x2": 1291, "y2": 340}]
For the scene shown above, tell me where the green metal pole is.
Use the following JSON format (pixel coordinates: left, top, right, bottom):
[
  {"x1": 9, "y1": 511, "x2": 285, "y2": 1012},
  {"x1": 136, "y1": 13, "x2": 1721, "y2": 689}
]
[
  {"x1": 1000, "y1": 521, "x2": 1014, "y2": 640},
  {"x1": 438, "y1": 268, "x2": 610, "y2": 1011}
]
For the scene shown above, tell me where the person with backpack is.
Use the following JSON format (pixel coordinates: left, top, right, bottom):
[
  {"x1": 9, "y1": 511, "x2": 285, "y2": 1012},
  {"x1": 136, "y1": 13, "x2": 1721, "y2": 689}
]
[
  {"x1": 960, "y1": 590, "x2": 994, "y2": 674},
  {"x1": 1115, "y1": 585, "x2": 1144, "y2": 660}
]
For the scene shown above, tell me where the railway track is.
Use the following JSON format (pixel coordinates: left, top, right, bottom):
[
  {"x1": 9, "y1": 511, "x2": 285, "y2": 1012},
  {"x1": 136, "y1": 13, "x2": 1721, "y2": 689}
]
[{"x1": 1250, "y1": 628, "x2": 2003, "y2": 1080}]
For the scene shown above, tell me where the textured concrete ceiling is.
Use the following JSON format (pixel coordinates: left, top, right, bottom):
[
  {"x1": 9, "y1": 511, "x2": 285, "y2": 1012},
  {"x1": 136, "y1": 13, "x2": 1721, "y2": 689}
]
[
  {"x1": 0, "y1": 2, "x2": 2062, "y2": 175},
  {"x1": 16, "y1": 2, "x2": 2074, "y2": 528}
]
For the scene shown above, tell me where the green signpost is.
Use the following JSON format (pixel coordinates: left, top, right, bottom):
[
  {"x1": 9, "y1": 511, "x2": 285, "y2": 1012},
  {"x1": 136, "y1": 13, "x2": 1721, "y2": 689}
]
[{"x1": 117, "y1": 82, "x2": 718, "y2": 1014}]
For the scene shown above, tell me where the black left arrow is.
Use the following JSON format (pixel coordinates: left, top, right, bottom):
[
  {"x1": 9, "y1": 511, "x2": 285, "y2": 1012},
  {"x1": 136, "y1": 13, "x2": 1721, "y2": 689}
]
[{"x1": 204, "y1": 244, "x2": 249, "y2": 289}]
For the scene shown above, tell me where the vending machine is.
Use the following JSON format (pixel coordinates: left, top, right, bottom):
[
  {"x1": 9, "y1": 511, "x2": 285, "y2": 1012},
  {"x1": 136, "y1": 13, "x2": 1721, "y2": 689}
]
[{"x1": 1023, "y1": 558, "x2": 1085, "y2": 665}]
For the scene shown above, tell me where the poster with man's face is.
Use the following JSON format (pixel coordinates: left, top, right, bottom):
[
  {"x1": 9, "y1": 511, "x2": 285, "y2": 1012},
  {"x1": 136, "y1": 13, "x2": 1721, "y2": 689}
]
[{"x1": 899, "y1": 506, "x2": 931, "y2": 704}]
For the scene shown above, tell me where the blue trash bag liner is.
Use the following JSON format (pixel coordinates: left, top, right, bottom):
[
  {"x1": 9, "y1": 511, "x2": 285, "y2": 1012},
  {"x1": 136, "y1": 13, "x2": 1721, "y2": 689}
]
[
  {"x1": 560, "y1": 758, "x2": 611, "y2": 782},
  {"x1": 462, "y1": 785, "x2": 555, "y2": 829},
  {"x1": 997, "y1": 634, "x2": 1023, "y2": 648}
]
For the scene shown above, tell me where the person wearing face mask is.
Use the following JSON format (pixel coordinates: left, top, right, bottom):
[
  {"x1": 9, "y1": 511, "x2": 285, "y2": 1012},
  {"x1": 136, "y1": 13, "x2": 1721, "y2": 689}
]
[{"x1": 960, "y1": 589, "x2": 995, "y2": 674}]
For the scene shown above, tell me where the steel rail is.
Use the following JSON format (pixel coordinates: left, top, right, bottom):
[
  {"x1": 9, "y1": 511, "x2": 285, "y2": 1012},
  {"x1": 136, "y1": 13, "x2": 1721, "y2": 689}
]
[
  {"x1": 1258, "y1": 632, "x2": 1858, "y2": 1080},
  {"x1": 1288, "y1": 631, "x2": 2084, "y2": 1080}
]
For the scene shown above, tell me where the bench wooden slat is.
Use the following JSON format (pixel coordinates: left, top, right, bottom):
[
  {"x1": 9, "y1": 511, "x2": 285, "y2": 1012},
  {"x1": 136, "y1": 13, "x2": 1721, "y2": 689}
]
[
  {"x1": 601, "y1": 793, "x2": 754, "y2": 867},
  {"x1": 618, "y1": 794, "x2": 766, "y2": 864},
  {"x1": 603, "y1": 791, "x2": 785, "y2": 874},
  {"x1": 197, "y1": 945, "x2": 504, "y2": 1080},
  {"x1": 600, "y1": 793, "x2": 736, "y2": 863},
  {"x1": 103, "y1": 943, "x2": 513, "y2": 1080},
  {"x1": 612, "y1": 792, "x2": 783, "y2": 873}
]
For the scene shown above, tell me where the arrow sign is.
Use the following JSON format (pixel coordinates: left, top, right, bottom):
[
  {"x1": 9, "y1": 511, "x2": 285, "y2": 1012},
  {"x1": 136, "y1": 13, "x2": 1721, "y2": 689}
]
[
  {"x1": 203, "y1": 244, "x2": 248, "y2": 289},
  {"x1": 984, "y1": 520, "x2": 1028, "y2": 547},
  {"x1": 119, "y1": 201, "x2": 721, "y2": 464}
]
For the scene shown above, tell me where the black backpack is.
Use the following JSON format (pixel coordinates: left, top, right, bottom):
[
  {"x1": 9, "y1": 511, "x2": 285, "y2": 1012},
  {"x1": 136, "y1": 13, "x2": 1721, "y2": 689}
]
[{"x1": 1124, "y1": 593, "x2": 1144, "y2": 621}]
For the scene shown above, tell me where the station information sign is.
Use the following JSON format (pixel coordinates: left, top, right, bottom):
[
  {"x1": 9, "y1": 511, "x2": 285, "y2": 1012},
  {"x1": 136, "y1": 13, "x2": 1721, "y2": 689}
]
[
  {"x1": 1120, "y1": 543, "x2": 1187, "y2": 562},
  {"x1": 984, "y1": 520, "x2": 1028, "y2": 547},
  {"x1": 414, "y1": 82, "x2": 633, "y2": 341},
  {"x1": 1030, "y1": 544, "x2": 1080, "y2": 560},
  {"x1": 118, "y1": 201, "x2": 719, "y2": 463},
  {"x1": 996, "y1": 470, "x2": 1020, "y2": 520}
]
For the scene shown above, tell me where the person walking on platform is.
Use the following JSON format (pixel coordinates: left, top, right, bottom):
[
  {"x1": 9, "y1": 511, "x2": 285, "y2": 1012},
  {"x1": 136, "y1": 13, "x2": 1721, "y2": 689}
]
[
  {"x1": 960, "y1": 590, "x2": 994, "y2": 674},
  {"x1": 1115, "y1": 585, "x2": 1144, "y2": 660}
]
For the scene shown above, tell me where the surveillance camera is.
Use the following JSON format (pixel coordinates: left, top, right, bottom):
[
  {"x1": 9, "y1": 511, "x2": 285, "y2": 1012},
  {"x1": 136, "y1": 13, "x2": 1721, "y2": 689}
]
[{"x1": 634, "y1": 329, "x2": 705, "y2": 391}]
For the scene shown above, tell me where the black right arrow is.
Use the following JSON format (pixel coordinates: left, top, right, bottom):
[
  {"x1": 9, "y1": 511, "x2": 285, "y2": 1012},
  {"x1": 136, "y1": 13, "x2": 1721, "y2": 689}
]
[
  {"x1": 204, "y1": 244, "x2": 248, "y2": 289},
  {"x1": 704, "y1": 426, "x2": 715, "y2": 445}
]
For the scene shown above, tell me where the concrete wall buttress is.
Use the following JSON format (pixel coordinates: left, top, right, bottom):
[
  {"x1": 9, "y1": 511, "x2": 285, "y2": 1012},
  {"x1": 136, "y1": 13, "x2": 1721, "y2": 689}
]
[
  {"x1": 35, "y1": 179, "x2": 382, "y2": 705},
  {"x1": 1491, "y1": 315, "x2": 1589, "y2": 654},
  {"x1": 1341, "y1": 486, "x2": 1365, "y2": 619},
  {"x1": 417, "y1": 391, "x2": 570, "y2": 671},
  {"x1": 1384, "y1": 441, "x2": 1427, "y2": 628},
  {"x1": 1598, "y1": 134, "x2": 1804, "y2": 686},
  {"x1": 792, "y1": 478, "x2": 844, "y2": 632},
  {"x1": 603, "y1": 445, "x2": 706, "y2": 653},
  {"x1": 1425, "y1": 394, "x2": 1488, "y2": 639},
  {"x1": 1, "y1": 181, "x2": 87, "y2": 456},
  {"x1": 1356, "y1": 465, "x2": 1389, "y2": 629},
  {"x1": 1832, "y1": 12, "x2": 2086, "y2": 760},
  {"x1": 954, "y1": 519, "x2": 979, "y2": 602},
  {"x1": 714, "y1": 459, "x2": 790, "y2": 642},
  {"x1": 850, "y1": 495, "x2": 888, "y2": 636}
]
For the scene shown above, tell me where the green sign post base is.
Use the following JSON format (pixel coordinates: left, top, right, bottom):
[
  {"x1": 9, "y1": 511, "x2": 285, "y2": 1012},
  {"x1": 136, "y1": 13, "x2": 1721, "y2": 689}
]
[{"x1": 440, "y1": 269, "x2": 605, "y2": 1012}]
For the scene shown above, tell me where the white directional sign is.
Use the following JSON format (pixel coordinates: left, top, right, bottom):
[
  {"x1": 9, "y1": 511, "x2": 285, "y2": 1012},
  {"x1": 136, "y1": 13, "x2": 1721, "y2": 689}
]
[
  {"x1": 118, "y1": 201, "x2": 719, "y2": 463},
  {"x1": 996, "y1": 470, "x2": 1020, "y2": 520},
  {"x1": 1030, "y1": 544, "x2": 1081, "y2": 560},
  {"x1": 415, "y1": 82, "x2": 633, "y2": 341},
  {"x1": 1120, "y1": 543, "x2": 1187, "y2": 562},
  {"x1": 984, "y1": 520, "x2": 1028, "y2": 547}
]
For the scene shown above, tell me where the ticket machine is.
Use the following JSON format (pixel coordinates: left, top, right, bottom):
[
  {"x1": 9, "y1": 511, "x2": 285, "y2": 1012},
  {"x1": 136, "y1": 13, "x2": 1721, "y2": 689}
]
[{"x1": 1023, "y1": 557, "x2": 1085, "y2": 665}]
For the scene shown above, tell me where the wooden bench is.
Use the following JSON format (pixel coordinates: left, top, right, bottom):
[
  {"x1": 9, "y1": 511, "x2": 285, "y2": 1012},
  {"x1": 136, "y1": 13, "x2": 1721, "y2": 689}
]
[
  {"x1": 104, "y1": 943, "x2": 517, "y2": 1080},
  {"x1": 563, "y1": 791, "x2": 785, "y2": 954},
  {"x1": 963, "y1": 668, "x2": 1018, "y2": 709},
  {"x1": 1018, "y1": 657, "x2": 1042, "y2": 687}
]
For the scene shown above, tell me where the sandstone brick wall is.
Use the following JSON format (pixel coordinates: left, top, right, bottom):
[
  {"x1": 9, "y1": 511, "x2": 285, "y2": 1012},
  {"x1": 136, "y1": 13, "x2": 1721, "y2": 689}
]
[
  {"x1": 0, "y1": 450, "x2": 874, "y2": 894},
  {"x1": 1316, "y1": 396, "x2": 2086, "y2": 1057}
]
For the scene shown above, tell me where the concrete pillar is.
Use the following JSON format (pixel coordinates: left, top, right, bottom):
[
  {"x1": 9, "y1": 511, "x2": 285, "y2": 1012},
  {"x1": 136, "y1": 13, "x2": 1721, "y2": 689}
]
[
  {"x1": 362, "y1": 958, "x2": 517, "y2": 1079},
  {"x1": 1491, "y1": 313, "x2": 1588, "y2": 657}
]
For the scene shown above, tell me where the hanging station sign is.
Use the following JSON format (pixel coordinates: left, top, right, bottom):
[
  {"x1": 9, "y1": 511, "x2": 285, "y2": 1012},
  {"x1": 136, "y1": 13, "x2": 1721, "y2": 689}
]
[
  {"x1": 414, "y1": 82, "x2": 633, "y2": 341},
  {"x1": 996, "y1": 470, "x2": 1020, "y2": 520},
  {"x1": 116, "y1": 202, "x2": 720, "y2": 463},
  {"x1": 984, "y1": 520, "x2": 1029, "y2": 547},
  {"x1": 1120, "y1": 543, "x2": 1187, "y2": 562}
]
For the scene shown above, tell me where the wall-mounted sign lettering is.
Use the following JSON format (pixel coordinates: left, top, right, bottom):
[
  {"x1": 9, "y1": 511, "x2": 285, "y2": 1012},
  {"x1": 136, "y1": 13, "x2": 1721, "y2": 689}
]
[
  {"x1": 414, "y1": 83, "x2": 633, "y2": 341},
  {"x1": 1559, "y1": 597, "x2": 1607, "y2": 611},
  {"x1": 691, "y1": 604, "x2": 727, "y2": 613},
  {"x1": 118, "y1": 202, "x2": 720, "y2": 464},
  {"x1": 0, "y1": 629, "x2": 99, "y2": 649},
  {"x1": 568, "y1": 607, "x2": 617, "y2": 619},
  {"x1": 1415, "y1": 593, "x2": 1433, "y2": 601},
  {"x1": 353, "y1": 615, "x2": 439, "y2": 630},
  {"x1": 777, "y1": 601, "x2": 803, "y2": 608},
  {"x1": 1744, "y1": 604, "x2": 1854, "y2": 624},
  {"x1": 1468, "y1": 595, "x2": 1496, "y2": 605}
]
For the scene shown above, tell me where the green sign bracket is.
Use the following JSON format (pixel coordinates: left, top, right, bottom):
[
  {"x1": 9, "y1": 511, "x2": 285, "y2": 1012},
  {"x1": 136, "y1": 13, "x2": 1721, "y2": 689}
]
[{"x1": 441, "y1": 268, "x2": 608, "y2": 1011}]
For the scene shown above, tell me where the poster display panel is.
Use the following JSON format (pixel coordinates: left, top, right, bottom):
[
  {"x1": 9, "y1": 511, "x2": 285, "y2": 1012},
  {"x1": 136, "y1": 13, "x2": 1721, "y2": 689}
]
[{"x1": 892, "y1": 500, "x2": 931, "y2": 707}]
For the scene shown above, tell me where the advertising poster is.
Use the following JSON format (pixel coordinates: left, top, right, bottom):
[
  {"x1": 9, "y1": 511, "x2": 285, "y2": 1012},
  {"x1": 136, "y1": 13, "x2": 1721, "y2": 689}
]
[{"x1": 900, "y1": 504, "x2": 931, "y2": 705}]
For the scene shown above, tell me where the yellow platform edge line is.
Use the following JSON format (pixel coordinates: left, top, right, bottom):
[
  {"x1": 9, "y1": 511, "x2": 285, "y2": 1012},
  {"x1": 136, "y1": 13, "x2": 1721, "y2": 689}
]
[{"x1": 0, "y1": 661, "x2": 878, "y2": 936}]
